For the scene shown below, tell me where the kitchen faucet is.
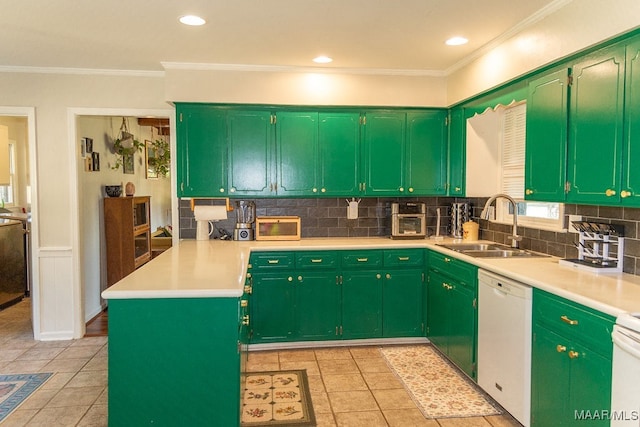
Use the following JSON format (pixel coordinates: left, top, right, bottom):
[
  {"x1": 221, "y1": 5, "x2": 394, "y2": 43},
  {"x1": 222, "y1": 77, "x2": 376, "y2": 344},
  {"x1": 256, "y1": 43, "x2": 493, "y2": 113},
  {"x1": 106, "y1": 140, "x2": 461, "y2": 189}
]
[{"x1": 480, "y1": 194, "x2": 522, "y2": 248}]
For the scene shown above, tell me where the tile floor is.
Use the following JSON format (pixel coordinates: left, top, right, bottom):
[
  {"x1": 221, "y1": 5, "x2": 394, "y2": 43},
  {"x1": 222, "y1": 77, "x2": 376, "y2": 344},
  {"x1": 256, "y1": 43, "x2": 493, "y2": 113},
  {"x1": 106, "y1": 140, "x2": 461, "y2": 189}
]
[
  {"x1": 246, "y1": 347, "x2": 523, "y2": 427},
  {"x1": 1, "y1": 299, "x2": 523, "y2": 426},
  {"x1": 0, "y1": 300, "x2": 107, "y2": 426}
]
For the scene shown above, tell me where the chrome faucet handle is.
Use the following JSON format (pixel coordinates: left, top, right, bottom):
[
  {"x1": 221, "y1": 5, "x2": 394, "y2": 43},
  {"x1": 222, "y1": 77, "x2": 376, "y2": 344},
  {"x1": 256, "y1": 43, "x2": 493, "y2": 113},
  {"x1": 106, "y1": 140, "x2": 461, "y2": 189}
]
[{"x1": 507, "y1": 234, "x2": 523, "y2": 248}]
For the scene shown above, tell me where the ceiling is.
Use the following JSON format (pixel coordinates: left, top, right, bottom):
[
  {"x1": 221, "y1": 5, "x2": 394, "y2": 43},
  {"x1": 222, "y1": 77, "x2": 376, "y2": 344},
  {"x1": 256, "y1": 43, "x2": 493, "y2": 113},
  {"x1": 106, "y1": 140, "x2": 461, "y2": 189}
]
[{"x1": 0, "y1": 0, "x2": 563, "y2": 74}]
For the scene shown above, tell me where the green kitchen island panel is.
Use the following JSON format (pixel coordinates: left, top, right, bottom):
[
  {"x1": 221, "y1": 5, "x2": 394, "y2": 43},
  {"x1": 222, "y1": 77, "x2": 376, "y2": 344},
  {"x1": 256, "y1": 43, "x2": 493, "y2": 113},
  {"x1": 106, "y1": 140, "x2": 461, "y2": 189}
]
[{"x1": 107, "y1": 297, "x2": 241, "y2": 426}]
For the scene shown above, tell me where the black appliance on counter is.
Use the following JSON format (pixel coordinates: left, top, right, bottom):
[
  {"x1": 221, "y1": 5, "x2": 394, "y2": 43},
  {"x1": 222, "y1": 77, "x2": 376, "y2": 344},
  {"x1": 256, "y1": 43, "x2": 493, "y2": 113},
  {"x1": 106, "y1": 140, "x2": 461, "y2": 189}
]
[{"x1": 0, "y1": 218, "x2": 26, "y2": 309}]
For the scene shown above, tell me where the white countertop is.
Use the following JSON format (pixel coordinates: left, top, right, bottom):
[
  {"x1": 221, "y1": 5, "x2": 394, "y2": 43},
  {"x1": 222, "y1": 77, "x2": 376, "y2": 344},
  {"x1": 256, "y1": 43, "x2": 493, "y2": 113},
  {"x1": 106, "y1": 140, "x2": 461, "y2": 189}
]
[{"x1": 101, "y1": 237, "x2": 640, "y2": 317}]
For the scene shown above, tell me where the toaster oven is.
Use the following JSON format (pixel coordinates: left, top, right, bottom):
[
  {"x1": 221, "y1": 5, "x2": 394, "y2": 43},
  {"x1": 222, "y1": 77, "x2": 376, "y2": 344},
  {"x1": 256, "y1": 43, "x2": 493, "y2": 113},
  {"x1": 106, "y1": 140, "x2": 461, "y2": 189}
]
[{"x1": 391, "y1": 202, "x2": 426, "y2": 239}]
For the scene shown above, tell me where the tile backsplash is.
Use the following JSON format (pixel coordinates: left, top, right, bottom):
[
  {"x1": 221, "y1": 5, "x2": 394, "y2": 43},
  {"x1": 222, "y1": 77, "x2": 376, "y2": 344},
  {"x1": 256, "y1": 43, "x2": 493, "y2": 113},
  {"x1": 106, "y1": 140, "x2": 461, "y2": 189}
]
[{"x1": 179, "y1": 197, "x2": 640, "y2": 276}]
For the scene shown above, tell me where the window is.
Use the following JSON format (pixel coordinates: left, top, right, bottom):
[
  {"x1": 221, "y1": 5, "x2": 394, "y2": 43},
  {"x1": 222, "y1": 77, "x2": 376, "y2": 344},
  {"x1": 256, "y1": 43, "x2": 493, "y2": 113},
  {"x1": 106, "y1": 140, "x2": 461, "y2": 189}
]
[
  {"x1": 495, "y1": 103, "x2": 565, "y2": 231},
  {"x1": 0, "y1": 142, "x2": 16, "y2": 206}
]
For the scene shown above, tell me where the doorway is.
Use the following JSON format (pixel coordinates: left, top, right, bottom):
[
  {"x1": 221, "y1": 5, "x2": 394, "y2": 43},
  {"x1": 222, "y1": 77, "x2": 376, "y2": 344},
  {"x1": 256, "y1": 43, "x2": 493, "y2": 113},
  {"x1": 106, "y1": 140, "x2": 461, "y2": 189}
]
[
  {"x1": 73, "y1": 112, "x2": 174, "y2": 331},
  {"x1": 0, "y1": 107, "x2": 37, "y2": 331}
]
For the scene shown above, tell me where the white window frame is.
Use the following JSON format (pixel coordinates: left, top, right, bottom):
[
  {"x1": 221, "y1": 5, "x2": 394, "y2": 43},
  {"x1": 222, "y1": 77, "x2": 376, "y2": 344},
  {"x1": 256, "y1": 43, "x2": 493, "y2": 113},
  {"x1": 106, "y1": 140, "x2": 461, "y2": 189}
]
[{"x1": 494, "y1": 103, "x2": 565, "y2": 232}]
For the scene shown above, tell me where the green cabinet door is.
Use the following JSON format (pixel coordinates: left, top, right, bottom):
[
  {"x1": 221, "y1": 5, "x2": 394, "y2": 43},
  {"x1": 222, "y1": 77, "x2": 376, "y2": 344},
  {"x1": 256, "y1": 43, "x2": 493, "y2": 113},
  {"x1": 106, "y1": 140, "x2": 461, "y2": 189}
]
[
  {"x1": 318, "y1": 112, "x2": 361, "y2": 196},
  {"x1": 228, "y1": 110, "x2": 274, "y2": 196},
  {"x1": 447, "y1": 282, "x2": 477, "y2": 379},
  {"x1": 176, "y1": 104, "x2": 228, "y2": 197},
  {"x1": 382, "y1": 268, "x2": 423, "y2": 337},
  {"x1": 295, "y1": 270, "x2": 340, "y2": 341},
  {"x1": 622, "y1": 37, "x2": 640, "y2": 206},
  {"x1": 363, "y1": 112, "x2": 406, "y2": 195},
  {"x1": 341, "y1": 270, "x2": 383, "y2": 339},
  {"x1": 251, "y1": 272, "x2": 295, "y2": 342},
  {"x1": 567, "y1": 45, "x2": 626, "y2": 204},
  {"x1": 426, "y1": 270, "x2": 450, "y2": 349},
  {"x1": 531, "y1": 324, "x2": 571, "y2": 426},
  {"x1": 406, "y1": 111, "x2": 448, "y2": 195},
  {"x1": 525, "y1": 69, "x2": 569, "y2": 202},
  {"x1": 447, "y1": 108, "x2": 465, "y2": 196},
  {"x1": 276, "y1": 111, "x2": 319, "y2": 196}
]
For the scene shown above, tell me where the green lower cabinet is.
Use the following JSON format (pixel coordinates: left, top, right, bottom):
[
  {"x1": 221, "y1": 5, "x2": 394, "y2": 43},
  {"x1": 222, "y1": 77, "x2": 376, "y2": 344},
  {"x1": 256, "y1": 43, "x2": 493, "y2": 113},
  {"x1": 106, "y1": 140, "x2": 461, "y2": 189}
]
[
  {"x1": 341, "y1": 270, "x2": 383, "y2": 339},
  {"x1": 251, "y1": 272, "x2": 295, "y2": 342},
  {"x1": 531, "y1": 289, "x2": 614, "y2": 426},
  {"x1": 426, "y1": 252, "x2": 478, "y2": 380},
  {"x1": 382, "y1": 268, "x2": 424, "y2": 337},
  {"x1": 294, "y1": 271, "x2": 341, "y2": 341},
  {"x1": 108, "y1": 298, "x2": 241, "y2": 426},
  {"x1": 446, "y1": 282, "x2": 476, "y2": 376}
]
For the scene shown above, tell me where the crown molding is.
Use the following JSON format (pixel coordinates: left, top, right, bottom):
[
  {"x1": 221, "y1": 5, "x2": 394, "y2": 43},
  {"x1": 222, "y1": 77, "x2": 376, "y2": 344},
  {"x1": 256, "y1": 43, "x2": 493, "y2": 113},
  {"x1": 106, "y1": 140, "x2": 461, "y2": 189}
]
[
  {"x1": 161, "y1": 61, "x2": 446, "y2": 77},
  {"x1": 444, "y1": 0, "x2": 574, "y2": 75},
  {"x1": 0, "y1": 65, "x2": 164, "y2": 77}
]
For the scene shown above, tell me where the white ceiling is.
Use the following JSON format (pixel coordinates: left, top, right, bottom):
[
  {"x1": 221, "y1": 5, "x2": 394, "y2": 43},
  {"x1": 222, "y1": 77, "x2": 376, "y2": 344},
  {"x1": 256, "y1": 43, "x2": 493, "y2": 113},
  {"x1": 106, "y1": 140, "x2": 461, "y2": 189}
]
[{"x1": 0, "y1": 0, "x2": 564, "y2": 74}]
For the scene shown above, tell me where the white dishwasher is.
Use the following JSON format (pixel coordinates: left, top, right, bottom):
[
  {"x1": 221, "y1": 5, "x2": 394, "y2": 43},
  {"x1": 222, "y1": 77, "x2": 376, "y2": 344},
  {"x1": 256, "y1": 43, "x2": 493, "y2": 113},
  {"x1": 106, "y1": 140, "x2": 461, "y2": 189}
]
[
  {"x1": 611, "y1": 312, "x2": 640, "y2": 426},
  {"x1": 478, "y1": 269, "x2": 532, "y2": 427}
]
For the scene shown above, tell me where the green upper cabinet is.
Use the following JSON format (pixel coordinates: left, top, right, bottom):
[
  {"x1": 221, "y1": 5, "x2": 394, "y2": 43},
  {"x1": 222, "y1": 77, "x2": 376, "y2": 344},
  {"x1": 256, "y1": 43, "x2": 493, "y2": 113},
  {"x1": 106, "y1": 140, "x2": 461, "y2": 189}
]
[
  {"x1": 362, "y1": 110, "x2": 448, "y2": 196},
  {"x1": 228, "y1": 109, "x2": 274, "y2": 196},
  {"x1": 567, "y1": 44, "x2": 626, "y2": 204},
  {"x1": 524, "y1": 69, "x2": 569, "y2": 202},
  {"x1": 276, "y1": 111, "x2": 319, "y2": 196},
  {"x1": 362, "y1": 111, "x2": 406, "y2": 196},
  {"x1": 447, "y1": 108, "x2": 465, "y2": 196},
  {"x1": 175, "y1": 104, "x2": 448, "y2": 198},
  {"x1": 176, "y1": 104, "x2": 228, "y2": 197},
  {"x1": 318, "y1": 112, "x2": 361, "y2": 196},
  {"x1": 406, "y1": 111, "x2": 448, "y2": 195},
  {"x1": 622, "y1": 36, "x2": 640, "y2": 206}
]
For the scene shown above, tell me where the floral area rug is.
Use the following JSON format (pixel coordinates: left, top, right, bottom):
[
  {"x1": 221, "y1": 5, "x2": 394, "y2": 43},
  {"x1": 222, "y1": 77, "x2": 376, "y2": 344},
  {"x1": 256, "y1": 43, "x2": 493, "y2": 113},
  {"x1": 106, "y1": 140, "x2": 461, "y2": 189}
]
[
  {"x1": 0, "y1": 373, "x2": 52, "y2": 422},
  {"x1": 380, "y1": 345, "x2": 501, "y2": 419},
  {"x1": 241, "y1": 370, "x2": 315, "y2": 426}
]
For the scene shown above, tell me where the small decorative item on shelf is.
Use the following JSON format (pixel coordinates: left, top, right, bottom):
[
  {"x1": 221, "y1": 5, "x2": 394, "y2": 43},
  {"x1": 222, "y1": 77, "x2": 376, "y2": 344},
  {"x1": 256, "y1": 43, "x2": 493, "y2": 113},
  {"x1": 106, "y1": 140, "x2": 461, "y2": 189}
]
[
  {"x1": 125, "y1": 182, "x2": 135, "y2": 197},
  {"x1": 112, "y1": 117, "x2": 143, "y2": 171},
  {"x1": 104, "y1": 185, "x2": 122, "y2": 198}
]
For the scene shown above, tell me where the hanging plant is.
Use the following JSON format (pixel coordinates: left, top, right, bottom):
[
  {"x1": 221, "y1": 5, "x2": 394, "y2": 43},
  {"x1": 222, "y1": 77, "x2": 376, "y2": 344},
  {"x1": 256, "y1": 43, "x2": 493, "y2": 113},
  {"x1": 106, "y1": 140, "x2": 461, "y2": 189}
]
[
  {"x1": 112, "y1": 117, "x2": 144, "y2": 170},
  {"x1": 147, "y1": 138, "x2": 170, "y2": 178}
]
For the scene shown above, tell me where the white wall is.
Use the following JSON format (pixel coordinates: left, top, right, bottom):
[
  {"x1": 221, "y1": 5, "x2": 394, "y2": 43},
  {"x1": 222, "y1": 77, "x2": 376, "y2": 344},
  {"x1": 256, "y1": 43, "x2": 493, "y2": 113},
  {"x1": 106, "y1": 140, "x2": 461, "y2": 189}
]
[
  {"x1": 77, "y1": 115, "x2": 171, "y2": 321},
  {"x1": 447, "y1": 0, "x2": 640, "y2": 105},
  {"x1": 0, "y1": 71, "x2": 168, "y2": 339},
  {"x1": 165, "y1": 68, "x2": 448, "y2": 107}
]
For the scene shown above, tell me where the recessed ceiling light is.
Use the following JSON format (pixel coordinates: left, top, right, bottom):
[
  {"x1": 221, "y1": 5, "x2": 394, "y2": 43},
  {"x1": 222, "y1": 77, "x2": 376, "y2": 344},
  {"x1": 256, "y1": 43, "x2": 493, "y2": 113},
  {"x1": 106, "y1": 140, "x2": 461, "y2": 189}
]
[
  {"x1": 445, "y1": 36, "x2": 468, "y2": 46},
  {"x1": 313, "y1": 56, "x2": 333, "y2": 64},
  {"x1": 179, "y1": 15, "x2": 206, "y2": 26}
]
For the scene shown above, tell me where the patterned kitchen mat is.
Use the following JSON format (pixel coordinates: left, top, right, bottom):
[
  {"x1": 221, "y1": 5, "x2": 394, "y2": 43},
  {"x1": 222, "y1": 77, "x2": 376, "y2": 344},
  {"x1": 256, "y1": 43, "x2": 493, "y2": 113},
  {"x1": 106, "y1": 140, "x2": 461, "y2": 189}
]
[
  {"x1": 380, "y1": 345, "x2": 501, "y2": 419},
  {"x1": 241, "y1": 369, "x2": 315, "y2": 426},
  {"x1": 0, "y1": 373, "x2": 52, "y2": 422}
]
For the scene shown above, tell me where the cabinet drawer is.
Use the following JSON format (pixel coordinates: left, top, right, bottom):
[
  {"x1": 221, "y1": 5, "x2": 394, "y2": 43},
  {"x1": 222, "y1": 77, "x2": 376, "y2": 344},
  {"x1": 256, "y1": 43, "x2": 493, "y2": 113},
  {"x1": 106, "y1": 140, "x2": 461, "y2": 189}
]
[
  {"x1": 341, "y1": 250, "x2": 383, "y2": 269},
  {"x1": 249, "y1": 252, "x2": 295, "y2": 270},
  {"x1": 296, "y1": 251, "x2": 338, "y2": 269},
  {"x1": 427, "y1": 250, "x2": 477, "y2": 288},
  {"x1": 384, "y1": 249, "x2": 424, "y2": 267},
  {"x1": 533, "y1": 289, "x2": 615, "y2": 356}
]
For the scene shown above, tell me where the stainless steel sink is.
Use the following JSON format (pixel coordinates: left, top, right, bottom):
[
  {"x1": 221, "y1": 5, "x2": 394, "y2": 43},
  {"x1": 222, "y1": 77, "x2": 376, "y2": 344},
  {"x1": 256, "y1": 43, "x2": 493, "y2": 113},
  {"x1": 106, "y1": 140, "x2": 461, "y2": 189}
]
[{"x1": 436, "y1": 242, "x2": 548, "y2": 258}]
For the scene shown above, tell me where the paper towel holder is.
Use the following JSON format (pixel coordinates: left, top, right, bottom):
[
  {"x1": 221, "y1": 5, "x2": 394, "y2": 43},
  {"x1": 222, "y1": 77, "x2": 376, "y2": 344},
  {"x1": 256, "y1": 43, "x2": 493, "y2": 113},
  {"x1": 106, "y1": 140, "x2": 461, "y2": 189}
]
[{"x1": 190, "y1": 197, "x2": 233, "y2": 212}]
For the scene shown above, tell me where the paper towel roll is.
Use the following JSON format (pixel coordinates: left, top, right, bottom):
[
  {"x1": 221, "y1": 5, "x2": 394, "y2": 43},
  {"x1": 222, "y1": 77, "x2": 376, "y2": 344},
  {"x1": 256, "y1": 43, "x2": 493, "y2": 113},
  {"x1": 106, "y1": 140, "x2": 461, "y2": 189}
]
[{"x1": 194, "y1": 205, "x2": 228, "y2": 221}]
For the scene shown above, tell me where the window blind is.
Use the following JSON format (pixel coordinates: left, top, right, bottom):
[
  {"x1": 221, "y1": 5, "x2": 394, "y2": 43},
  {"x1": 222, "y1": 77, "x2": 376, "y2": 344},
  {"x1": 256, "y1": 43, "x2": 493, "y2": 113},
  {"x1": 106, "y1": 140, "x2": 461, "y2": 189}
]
[{"x1": 500, "y1": 103, "x2": 526, "y2": 199}]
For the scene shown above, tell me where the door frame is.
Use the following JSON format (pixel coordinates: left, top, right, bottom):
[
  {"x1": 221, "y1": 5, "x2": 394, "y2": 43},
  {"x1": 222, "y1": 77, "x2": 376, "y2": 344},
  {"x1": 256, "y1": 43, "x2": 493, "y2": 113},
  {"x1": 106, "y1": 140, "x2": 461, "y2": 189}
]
[
  {"x1": 68, "y1": 107, "x2": 176, "y2": 338},
  {"x1": 0, "y1": 107, "x2": 39, "y2": 335}
]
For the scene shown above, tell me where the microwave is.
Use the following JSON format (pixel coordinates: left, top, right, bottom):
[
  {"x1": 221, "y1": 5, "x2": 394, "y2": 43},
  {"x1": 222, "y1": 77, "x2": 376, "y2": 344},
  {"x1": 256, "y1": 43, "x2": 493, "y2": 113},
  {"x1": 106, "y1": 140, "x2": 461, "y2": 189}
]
[{"x1": 391, "y1": 202, "x2": 426, "y2": 239}]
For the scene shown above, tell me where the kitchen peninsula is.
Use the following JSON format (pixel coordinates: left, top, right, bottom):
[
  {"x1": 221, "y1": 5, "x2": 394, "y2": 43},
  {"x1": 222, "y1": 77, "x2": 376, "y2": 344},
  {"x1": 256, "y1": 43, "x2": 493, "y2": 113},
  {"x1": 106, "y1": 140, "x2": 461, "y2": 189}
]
[{"x1": 102, "y1": 237, "x2": 640, "y2": 426}]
